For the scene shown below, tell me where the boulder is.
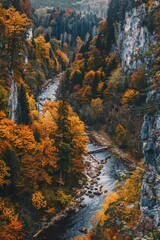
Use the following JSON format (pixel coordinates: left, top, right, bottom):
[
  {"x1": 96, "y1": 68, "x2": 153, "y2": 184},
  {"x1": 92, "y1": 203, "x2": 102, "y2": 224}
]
[
  {"x1": 89, "y1": 193, "x2": 94, "y2": 198},
  {"x1": 101, "y1": 159, "x2": 107, "y2": 164},
  {"x1": 94, "y1": 191, "x2": 102, "y2": 196},
  {"x1": 79, "y1": 227, "x2": 88, "y2": 234},
  {"x1": 80, "y1": 203, "x2": 87, "y2": 208}
]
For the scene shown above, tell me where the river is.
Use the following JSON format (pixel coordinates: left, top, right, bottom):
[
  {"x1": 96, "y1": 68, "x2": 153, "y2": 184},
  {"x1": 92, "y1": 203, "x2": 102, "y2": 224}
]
[{"x1": 37, "y1": 73, "x2": 128, "y2": 240}]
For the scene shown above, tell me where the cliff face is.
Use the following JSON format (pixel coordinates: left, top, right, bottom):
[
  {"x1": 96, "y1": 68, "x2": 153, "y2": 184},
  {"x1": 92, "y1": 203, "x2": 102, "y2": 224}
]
[
  {"x1": 115, "y1": 4, "x2": 154, "y2": 73},
  {"x1": 107, "y1": 0, "x2": 160, "y2": 229},
  {"x1": 141, "y1": 97, "x2": 160, "y2": 228}
]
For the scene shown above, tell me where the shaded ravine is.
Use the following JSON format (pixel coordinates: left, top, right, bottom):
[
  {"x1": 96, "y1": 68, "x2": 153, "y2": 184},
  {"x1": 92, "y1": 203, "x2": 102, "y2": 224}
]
[{"x1": 37, "y1": 74, "x2": 129, "y2": 240}]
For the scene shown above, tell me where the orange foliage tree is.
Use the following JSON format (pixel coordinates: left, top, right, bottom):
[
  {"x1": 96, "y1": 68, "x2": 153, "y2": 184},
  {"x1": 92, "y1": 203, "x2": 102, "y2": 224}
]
[
  {"x1": 122, "y1": 89, "x2": 139, "y2": 105},
  {"x1": 88, "y1": 167, "x2": 143, "y2": 240}
]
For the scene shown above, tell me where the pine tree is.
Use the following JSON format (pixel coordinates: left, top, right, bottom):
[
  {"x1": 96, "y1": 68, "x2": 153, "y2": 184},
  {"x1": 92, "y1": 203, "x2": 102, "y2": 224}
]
[
  {"x1": 17, "y1": 84, "x2": 31, "y2": 125},
  {"x1": 55, "y1": 100, "x2": 72, "y2": 179},
  {"x1": 92, "y1": 72, "x2": 99, "y2": 98}
]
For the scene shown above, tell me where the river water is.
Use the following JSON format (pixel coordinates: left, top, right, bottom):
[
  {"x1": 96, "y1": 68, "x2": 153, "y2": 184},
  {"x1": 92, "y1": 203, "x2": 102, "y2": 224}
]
[{"x1": 38, "y1": 74, "x2": 128, "y2": 240}]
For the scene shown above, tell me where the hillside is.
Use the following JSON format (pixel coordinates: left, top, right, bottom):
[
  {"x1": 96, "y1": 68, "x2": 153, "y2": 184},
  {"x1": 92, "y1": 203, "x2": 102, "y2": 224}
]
[{"x1": 0, "y1": 0, "x2": 159, "y2": 239}]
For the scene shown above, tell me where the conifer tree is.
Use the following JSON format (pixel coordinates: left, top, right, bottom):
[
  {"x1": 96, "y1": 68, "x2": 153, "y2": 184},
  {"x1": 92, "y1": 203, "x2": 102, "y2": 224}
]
[
  {"x1": 92, "y1": 72, "x2": 99, "y2": 98},
  {"x1": 17, "y1": 84, "x2": 31, "y2": 125},
  {"x1": 55, "y1": 100, "x2": 72, "y2": 179}
]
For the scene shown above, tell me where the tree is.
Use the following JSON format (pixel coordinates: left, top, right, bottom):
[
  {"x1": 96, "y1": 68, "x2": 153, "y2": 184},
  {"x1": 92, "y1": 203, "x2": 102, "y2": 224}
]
[
  {"x1": 57, "y1": 49, "x2": 69, "y2": 70},
  {"x1": 121, "y1": 89, "x2": 139, "y2": 105},
  {"x1": 17, "y1": 83, "x2": 31, "y2": 125},
  {"x1": 34, "y1": 35, "x2": 50, "y2": 62},
  {"x1": 90, "y1": 98, "x2": 103, "y2": 121},
  {"x1": 21, "y1": 0, "x2": 32, "y2": 18},
  {"x1": 115, "y1": 124, "x2": 127, "y2": 147},
  {"x1": 89, "y1": 168, "x2": 143, "y2": 239},
  {"x1": 0, "y1": 159, "x2": 10, "y2": 188},
  {"x1": 0, "y1": 5, "x2": 31, "y2": 72},
  {"x1": 130, "y1": 67, "x2": 146, "y2": 91},
  {"x1": 55, "y1": 100, "x2": 73, "y2": 179},
  {"x1": 32, "y1": 191, "x2": 47, "y2": 210},
  {"x1": 0, "y1": 86, "x2": 8, "y2": 113}
]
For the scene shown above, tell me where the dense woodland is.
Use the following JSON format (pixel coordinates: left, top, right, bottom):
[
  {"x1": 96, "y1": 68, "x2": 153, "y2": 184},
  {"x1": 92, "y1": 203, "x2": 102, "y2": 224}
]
[
  {"x1": 33, "y1": 8, "x2": 101, "y2": 48},
  {"x1": 30, "y1": 0, "x2": 78, "y2": 10},
  {"x1": 0, "y1": 0, "x2": 159, "y2": 239}
]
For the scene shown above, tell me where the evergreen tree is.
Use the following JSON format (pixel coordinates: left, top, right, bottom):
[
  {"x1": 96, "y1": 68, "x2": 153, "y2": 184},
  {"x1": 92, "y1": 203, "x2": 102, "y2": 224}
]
[
  {"x1": 92, "y1": 72, "x2": 99, "y2": 98},
  {"x1": 17, "y1": 84, "x2": 31, "y2": 125},
  {"x1": 55, "y1": 100, "x2": 72, "y2": 179}
]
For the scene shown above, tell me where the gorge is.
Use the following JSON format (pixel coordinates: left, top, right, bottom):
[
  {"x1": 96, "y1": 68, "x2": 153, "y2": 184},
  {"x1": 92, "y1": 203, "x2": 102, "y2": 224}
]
[{"x1": 0, "y1": 0, "x2": 159, "y2": 239}]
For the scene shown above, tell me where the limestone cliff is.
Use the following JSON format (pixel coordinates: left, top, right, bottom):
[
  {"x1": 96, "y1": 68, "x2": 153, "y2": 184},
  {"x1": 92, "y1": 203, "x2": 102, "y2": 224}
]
[{"x1": 107, "y1": 0, "x2": 160, "y2": 230}]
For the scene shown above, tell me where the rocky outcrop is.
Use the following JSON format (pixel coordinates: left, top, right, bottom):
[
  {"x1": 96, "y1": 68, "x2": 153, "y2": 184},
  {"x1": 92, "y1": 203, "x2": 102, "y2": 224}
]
[
  {"x1": 115, "y1": 4, "x2": 154, "y2": 73},
  {"x1": 8, "y1": 75, "x2": 18, "y2": 122},
  {"x1": 141, "y1": 91, "x2": 160, "y2": 228},
  {"x1": 107, "y1": 0, "x2": 160, "y2": 230},
  {"x1": 112, "y1": 2, "x2": 160, "y2": 74}
]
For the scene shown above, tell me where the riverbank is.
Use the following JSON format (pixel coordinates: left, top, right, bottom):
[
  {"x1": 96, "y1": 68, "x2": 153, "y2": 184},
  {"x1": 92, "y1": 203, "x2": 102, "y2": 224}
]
[
  {"x1": 33, "y1": 154, "x2": 100, "y2": 239},
  {"x1": 33, "y1": 129, "x2": 135, "y2": 239},
  {"x1": 88, "y1": 128, "x2": 138, "y2": 169}
]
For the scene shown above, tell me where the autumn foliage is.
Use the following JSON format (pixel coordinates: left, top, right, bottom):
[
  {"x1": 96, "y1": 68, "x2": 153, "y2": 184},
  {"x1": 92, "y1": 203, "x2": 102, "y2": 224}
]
[{"x1": 87, "y1": 167, "x2": 143, "y2": 240}]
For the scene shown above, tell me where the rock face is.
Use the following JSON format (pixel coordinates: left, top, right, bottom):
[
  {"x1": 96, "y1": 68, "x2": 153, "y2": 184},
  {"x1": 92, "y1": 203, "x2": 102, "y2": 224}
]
[
  {"x1": 107, "y1": 0, "x2": 160, "y2": 229},
  {"x1": 141, "y1": 91, "x2": 160, "y2": 228},
  {"x1": 8, "y1": 75, "x2": 18, "y2": 122},
  {"x1": 115, "y1": 4, "x2": 153, "y2": 73}
]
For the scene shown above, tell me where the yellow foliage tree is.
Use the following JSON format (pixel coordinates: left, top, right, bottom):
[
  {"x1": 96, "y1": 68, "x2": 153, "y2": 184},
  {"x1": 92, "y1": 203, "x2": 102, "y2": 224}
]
[
  {"x1": 32, "y1": 191, "x2": 47, "y2": 210},
  {"x1": 0, "y1": 198, "x2": 24, "y2": 240},
  {"x1": 0, "y1": 5, "x2": 31, "y2": 71},
  {"x1": 34, "y1": 35, "x2": 50, "y2": 61},
  {"x1": 122, "y1": 89, "x2": 139, "y2": 105},
  {"x1": 89, "y1": 167, "x2": 143, "y2": 239},
  {"x1": 0, "y1": 159, "x2": 10, "y2": 187},
  {"x1": 90, "y1": 98, "x2": 103, "y2": 119},
  {"x1": 115, "y1": 124, "x2": 127, "y2": 146},
  {"x1": 84, "y1": 70, "x2": 96, "y2": 85}
]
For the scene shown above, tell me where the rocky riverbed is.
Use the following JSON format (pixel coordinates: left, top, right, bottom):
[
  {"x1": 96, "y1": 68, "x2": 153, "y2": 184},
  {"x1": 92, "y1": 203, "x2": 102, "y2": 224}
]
[{"x1": 33, "y1": 137, "x2": 130, "y2": 240}]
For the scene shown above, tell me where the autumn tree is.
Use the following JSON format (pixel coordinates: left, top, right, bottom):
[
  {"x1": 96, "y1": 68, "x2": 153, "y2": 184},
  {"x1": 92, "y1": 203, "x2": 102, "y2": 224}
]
[
  {"x1": 34, "y1": 35, "x2": 50, "y2": 62},
  {"x1": 122, "y1": 89, "x2": 139, "y2": 105},
  {"x1": 42, "y1": 100, "x2": 88, "y2": 177},
  {"x1": 89, "y1": 167, "x2": 143, "y2": 239},
  {"x1": 115, "y1": 124, "x2": 127, "y2": 147},
  {"x1": 0, "y1": 86, "x2": 8, "y2": 113},
  {"x1": 21, "y1": 0, "x2": 32, "y2": 18},
  {"x1": 57, "y1": 49, "x2": 69, "y2": 70},
  {"x1": 90, "y1": 98, "x2": 103, "y2": 121},
  {"x1": 130, "y1": 66, "x2": 146, "y2": 91},
  {"x1": 0, "y1": 5, "x2": 31, "y2": 73}
]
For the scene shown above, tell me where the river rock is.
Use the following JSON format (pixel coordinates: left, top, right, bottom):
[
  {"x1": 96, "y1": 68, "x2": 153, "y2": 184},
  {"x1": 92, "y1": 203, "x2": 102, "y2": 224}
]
[
  {"x1": 89, "y1": 193, "x2": 94, "y2": 198},
  {"x1": 88, "y1": 190, "x2": 92, "y2": 194},
  {"x1": 101, "y1": 159, "x2": 107, "y2": 164},
  {"x1": 80, "y1": 203, "x2": 87, "y2": 208},
  {"x1": 93, "y1": 180, "x2": 98, "y2": 184},
  {"x1": 94, "y1": 191, "x2": 102, "y2": 196},
  {"x1": 79, "y1": 227, "x2": 88, "y2": 234}
]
